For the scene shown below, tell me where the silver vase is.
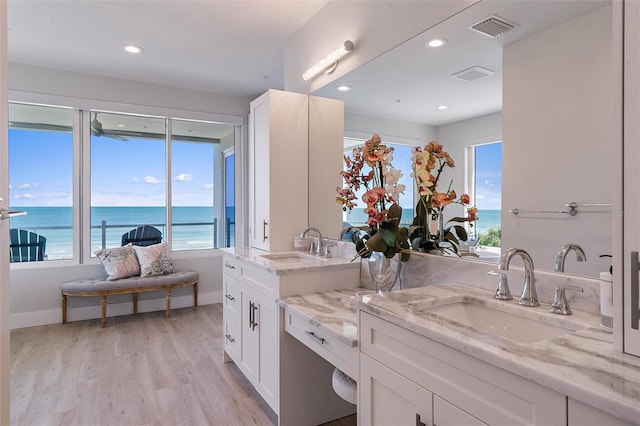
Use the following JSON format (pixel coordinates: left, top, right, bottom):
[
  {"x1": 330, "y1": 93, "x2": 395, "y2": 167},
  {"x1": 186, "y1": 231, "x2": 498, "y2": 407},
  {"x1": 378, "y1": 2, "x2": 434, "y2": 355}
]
[{"x1": 368, "y1": 251, "x2": 402, "y2": 294}]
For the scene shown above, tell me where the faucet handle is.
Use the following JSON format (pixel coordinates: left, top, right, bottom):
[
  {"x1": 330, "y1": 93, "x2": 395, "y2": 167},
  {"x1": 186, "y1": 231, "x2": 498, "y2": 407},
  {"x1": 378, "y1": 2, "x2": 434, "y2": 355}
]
[
  {"x1": 489, "y1": 271, "x2": 513, "y2": 300},
  {"x1": 549, "y1": 284, "x2": 584, "y2": 315}
]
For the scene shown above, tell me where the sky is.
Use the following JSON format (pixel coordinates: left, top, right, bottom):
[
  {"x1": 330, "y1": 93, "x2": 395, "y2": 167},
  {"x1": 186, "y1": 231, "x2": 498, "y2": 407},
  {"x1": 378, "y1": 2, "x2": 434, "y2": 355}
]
[{"x1": 9, "y1": 129, "x2": 216, "y2": 207}]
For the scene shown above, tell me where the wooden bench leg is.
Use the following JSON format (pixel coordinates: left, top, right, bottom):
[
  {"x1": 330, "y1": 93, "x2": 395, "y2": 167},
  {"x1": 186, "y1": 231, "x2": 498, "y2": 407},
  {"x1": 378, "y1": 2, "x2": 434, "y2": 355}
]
[
  {"x1": 62, "y1": 294, "x2": 67, "y2": 324},
  {"x1": 133, "y1": 293, "x2": 138, "y2": 315},
  {"x1": 194, "y1": 282, "x2": 198, "y2": 307},
  {"x1": 166, "y1": 288, "x2": 171, "y2": 318},
  {"x1": 101, "y1": 294, "x2": 107, "y2": 328}
]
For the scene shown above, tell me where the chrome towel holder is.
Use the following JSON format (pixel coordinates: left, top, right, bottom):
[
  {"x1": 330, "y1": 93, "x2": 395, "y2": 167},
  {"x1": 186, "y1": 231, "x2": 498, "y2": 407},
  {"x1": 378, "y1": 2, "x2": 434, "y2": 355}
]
[{"x1": 509, "y1": 202, "x2": 612, "y2": 217}]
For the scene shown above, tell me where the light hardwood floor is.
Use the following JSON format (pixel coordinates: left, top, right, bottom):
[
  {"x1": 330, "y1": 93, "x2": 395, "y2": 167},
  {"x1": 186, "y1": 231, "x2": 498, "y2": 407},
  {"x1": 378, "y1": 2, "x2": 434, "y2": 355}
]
[{"x1": 10, "y1": 304, "x2": 356, "y2": 426}]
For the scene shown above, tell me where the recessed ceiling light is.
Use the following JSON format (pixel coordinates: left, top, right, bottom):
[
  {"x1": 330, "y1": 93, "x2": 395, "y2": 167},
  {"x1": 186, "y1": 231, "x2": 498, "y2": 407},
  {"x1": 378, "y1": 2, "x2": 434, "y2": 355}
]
[
  {"x1": 122, "y1": 44, "x2": 144, "y2": 54},
  {"x1": 426, "y1": 38, "x2": 447, "y2": 48},
  {"x1": 337, "y1": 85, "x2": 351, "y2": 92},
  {"x1": 437, "y1": 105, "x2": 448, "y2": 110}
]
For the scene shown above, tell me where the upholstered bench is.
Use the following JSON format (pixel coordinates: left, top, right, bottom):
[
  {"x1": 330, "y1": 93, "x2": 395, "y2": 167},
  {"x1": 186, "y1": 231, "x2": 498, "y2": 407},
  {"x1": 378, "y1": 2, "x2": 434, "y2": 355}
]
[{"x1": 61, "y1": 270, "x2": 199, "y2": 327}]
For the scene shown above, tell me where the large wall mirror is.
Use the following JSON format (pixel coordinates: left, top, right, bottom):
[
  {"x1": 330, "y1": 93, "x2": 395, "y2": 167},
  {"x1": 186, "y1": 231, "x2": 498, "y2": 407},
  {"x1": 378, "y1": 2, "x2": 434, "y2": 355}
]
[{"x1": 314, "y1": 0, "x2": 614, "y2": 279}]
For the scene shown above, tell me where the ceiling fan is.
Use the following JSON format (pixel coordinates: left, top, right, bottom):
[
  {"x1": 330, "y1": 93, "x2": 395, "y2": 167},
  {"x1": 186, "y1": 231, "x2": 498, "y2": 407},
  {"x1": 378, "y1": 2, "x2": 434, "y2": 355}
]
[{"x1": 90, "y1": 112, "x2": 129, "y2": 141}]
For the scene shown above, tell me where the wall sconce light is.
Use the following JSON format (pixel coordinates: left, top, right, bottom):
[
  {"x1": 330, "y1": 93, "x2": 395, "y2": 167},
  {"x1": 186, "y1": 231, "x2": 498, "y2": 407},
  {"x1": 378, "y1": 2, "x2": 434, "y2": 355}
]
[{"x1": 302, "y1": 40, "x2": 355, "y2": 82}]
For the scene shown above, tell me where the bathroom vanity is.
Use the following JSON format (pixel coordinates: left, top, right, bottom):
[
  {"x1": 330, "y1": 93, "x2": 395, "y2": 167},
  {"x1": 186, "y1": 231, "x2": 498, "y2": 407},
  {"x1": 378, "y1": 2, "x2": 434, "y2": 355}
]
[
  {"x1": 357, "y1": 284, "x2": 640, "y2": 426},
  {"x1": 221, "y1": 248, "x2": 360, "y2": 425}
]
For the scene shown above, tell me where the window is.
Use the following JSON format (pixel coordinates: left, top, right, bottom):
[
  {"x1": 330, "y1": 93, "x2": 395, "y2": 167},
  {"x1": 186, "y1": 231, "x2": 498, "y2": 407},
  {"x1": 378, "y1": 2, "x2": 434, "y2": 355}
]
[
  {"x1": 90, "y1": 111, "x2": 167, "y2": 254},
  {"x1": 8, "y1": 103, "x2": 74, "y2": 261},
  {"x1": 224, "y1": 150, "x2": 235, "y2": 247},
  {"x1": 9, "y1": 101, "x2": 238, "y2": 264},
  {"x1": 171, "y1": 119, "x2": 232, "y2": 250},
  {"x1": 469, "y1": 142, "x2": 502, "y2": 246},
  {"x1": 342, "y1": 138, "x2": 415, "y2": 227}
]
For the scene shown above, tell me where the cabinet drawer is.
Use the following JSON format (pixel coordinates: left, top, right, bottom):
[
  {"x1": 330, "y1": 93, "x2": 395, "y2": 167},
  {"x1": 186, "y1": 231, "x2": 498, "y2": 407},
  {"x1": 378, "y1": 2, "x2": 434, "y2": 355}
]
[
  {"x1": 223, "y1": 316, "x2": 240, "y2": 362},
  {"x1": 285, "y1": 309, "x2": 358, "y2": 380},
  {"x1": 360, "y1": 311, "x2": 566, "y2": 426},
  {"x1": 222, "y1": 255, "x2": 240, "y2": 279},
  {"x1": 223, "y1": 274, "x2": 240, "y2": 315}
]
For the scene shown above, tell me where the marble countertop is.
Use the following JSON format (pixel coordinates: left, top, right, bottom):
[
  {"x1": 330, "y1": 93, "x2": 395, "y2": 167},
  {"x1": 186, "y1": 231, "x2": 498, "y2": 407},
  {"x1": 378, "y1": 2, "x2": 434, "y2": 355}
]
[
  {"x1": 279, "y1": 287, "x2": 364, "y2": 347},
  {"x1": 222, "y1": 247, "x2": 359, "y2": 275},
  {"x1": 357, "y1": 283, "x2": 640, "y2": 424}
]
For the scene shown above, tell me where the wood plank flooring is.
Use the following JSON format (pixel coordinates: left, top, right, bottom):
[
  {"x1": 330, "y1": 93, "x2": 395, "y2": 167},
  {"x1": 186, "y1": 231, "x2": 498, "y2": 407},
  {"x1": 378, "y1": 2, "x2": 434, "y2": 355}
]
[{"x1": 10, "y1": 304, "x2": 356, "y2": 426}]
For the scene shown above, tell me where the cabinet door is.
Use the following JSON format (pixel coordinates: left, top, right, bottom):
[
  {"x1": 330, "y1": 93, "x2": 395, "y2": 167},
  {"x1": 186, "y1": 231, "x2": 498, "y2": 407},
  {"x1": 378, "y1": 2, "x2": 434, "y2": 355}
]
[
  {"x1": 240, "y1": 285, "x2": 278, "y2": 411},
  {"x1": 239, "y1": 287, "x2": 259, "y2": 381},
  {"x1": 433, "y1": 396, "x2": 487, "y2": 426},
  {"x1": 623, "y1": 0, "x2": 640, "y2": 356},
  {"x1": 359, "y1": 353, "x2": 433, "y2": 426},
  {"x1": 249, "y1": 93, "x2": 271, "y2": 250}
]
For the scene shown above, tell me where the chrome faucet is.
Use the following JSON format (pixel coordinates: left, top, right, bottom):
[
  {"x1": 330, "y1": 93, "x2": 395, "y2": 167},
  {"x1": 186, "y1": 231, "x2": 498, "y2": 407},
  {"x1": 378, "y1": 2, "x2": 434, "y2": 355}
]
[
  {"x1": 498, "y1": 248, "x2": 539, "y2": 307},
  {"x1": 554, "y1": 243, "x2": 587, "y2": 272},
  {"x1": 301, "y1": 227, "x2": 324, "y2": 255}
]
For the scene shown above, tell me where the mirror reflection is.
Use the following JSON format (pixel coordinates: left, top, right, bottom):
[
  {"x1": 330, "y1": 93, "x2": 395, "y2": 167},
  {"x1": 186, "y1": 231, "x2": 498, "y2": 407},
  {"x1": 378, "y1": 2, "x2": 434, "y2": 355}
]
[{"x1": 315, "y1": 0, "x2": 613, "y2": 279}]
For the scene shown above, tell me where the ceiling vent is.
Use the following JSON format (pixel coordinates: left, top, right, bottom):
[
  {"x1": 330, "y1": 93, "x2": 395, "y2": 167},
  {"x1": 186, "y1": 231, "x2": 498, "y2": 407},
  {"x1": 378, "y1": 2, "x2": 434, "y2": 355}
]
[
  {"x1": 469, "y1": 15, "x2": 517, "y2": 38},
  {"x1": 451, "y1": 66, "x2": 495, "y2": 81}
]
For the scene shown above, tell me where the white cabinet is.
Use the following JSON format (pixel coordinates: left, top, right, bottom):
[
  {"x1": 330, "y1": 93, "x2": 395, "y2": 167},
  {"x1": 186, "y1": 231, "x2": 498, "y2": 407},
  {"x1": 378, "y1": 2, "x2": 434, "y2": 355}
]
[
  {"x1": 240, "y1": 284, "x2": 278, "y2": 406},
  {"x1": 622, "y1": 0, "x2": 640, "y2": 357},
  {"x1": 568, "y1": 398, "x2": 635, "y2": 426},
  {"x1": 222, "y1": 254, "x2": 280, "y2": 411},
  {"x1": 359, "y1": 353, "x2": 433, "y2": 426},
  {"x1": 249, "y1": 89, "x2": 309, "y2": 251},
  {"x1": 222, "y1": 251, "x2": 361, "y2": 422},
  {"x1": 359, "y1": 311, "x2": 566, "y2": 426}
]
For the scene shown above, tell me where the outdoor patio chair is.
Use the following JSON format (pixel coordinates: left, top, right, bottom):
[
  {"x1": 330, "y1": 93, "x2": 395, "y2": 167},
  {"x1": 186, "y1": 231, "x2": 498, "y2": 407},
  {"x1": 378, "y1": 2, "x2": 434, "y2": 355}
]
[
  {"x1": 10, "y1": 228, "x2": 47, "y2": 262},
  {"x1": 121, "y1": 225, "x2": 162, "y2": 247}
]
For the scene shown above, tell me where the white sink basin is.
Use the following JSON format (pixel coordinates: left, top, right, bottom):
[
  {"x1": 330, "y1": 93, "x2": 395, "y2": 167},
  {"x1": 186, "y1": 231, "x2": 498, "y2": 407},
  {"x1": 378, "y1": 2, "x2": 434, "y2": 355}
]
[
  {"x1": 414, "y1": 299, "x2": 587, "y2": 344},
  {"x1": 260, "y1": 252, "x2": 326, "y2": 264}
]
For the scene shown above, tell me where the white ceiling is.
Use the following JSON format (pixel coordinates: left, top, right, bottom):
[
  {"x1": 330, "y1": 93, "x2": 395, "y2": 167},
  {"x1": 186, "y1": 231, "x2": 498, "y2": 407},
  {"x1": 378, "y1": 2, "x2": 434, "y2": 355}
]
[
  {"x1": 7, "y1": 0, "x2": 611, "y2": 127},
  {"x1": 7, "y1": 0, "x2": 329, "y2": 98},
  {"x1": 313, "y1": 0, "x2": 611, "y2": 126}
]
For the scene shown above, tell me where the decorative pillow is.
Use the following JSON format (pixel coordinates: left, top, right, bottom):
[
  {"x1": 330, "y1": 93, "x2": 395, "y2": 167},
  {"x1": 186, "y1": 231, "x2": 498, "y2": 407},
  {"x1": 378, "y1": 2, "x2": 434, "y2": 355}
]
[
  {"x1": 95, "y1": 244, "x2": 141, "y2": 281},
  {"x1": 133, "y1": 242, "x2": 175, "y2": 277}
]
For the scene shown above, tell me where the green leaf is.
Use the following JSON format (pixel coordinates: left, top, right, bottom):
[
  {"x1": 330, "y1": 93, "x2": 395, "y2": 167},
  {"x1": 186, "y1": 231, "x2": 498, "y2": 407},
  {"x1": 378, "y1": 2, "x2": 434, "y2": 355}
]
[
  {"x1": 453, "y1": 225, "x2": 468, "y2": 241},
  {"x1": 365, "y1": 232, "x2": 388, "y2": 252},
  {"x1": 388, "y1": 203, "x2": 402, "y2": 221}
]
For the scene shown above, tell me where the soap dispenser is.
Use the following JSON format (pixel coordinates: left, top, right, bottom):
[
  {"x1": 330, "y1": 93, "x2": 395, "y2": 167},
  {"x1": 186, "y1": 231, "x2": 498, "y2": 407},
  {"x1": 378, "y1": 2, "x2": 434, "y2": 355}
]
[{"x1": 599, "y1": 255, "x2": 613, "y2": 331}]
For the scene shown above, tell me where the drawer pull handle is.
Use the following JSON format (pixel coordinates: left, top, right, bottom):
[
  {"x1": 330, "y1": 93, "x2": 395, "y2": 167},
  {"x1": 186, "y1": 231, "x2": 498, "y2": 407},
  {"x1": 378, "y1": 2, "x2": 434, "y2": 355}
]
[
  {"x1": 225, "y1": 334, "x2": 235, "y2": 343},
  {"x1": 305, "y1": 330, "x2": 325, "y2": 345},
  {"x1": 225, "y1": 294, "x2": 235, "y2": 301},
  {"x1": 225, "y1": 262, "x2": 236, "y2": 269}
]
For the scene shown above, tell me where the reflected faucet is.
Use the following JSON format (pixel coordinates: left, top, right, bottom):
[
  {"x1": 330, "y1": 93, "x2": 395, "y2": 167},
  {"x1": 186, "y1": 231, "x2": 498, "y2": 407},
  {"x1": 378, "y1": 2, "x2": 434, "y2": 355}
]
[
  {"x1": 301, "y1": 227, "x2": 324, "y2": 255},
  {"x1": 499, "y1": 248, "x2": 539, "y2": 307},
  {"x1": 554, "y1": 243, "x2": 587, "y2": 273}
]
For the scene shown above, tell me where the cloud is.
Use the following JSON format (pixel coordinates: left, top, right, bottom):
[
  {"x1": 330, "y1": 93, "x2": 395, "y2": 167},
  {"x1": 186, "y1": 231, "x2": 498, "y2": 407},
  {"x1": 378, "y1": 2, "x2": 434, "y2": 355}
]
[
  {"x1": 483, "y1": 179, "x2": 495, "y2": 188},
  {"x1": 131, "y1": 177, "x2": 140, "y2": 183},
  {"x1": 144, "y1": 176, "x2": 162, "y2": 184},
  {"x1": 203, "y1": 183, "x2": 214, "y2": 190},
  {"x1": 175, "y1": 173, "x2": 194, "y2": 182},
  {"x1": 18, "y1": 182, "x2": 40, "y2": 190},
  {"x1": 14, "y1": 193, "x2": 36, "y2": 200}
]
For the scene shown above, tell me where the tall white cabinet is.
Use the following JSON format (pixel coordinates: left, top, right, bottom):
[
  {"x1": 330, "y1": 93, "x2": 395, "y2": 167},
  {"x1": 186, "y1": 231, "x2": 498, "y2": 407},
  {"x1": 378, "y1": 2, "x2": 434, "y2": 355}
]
[
  {"x1": 622, "y1": 0, "x2": 640, "y2": 357},
  {"x1": 249, "y1": 89, "x2": 309, "y2": 251}
]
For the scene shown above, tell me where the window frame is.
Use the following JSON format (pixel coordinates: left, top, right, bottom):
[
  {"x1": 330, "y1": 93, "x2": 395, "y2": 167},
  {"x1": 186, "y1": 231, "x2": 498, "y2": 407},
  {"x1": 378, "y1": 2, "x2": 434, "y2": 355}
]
[{"x1": 9, "y1": 90, "x2": 243, "y2": 267}]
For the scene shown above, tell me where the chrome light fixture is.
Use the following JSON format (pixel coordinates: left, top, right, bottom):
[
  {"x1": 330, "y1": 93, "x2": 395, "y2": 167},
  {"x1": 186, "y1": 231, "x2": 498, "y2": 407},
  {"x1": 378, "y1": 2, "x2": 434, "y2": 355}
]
[{"x1": 302, "y1": 40, "x2": 355, "y2": 82}]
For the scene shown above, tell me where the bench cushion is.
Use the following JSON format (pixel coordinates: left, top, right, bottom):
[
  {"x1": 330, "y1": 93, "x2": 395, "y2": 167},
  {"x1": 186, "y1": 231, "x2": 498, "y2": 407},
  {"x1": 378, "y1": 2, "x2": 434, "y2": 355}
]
[{"x1": 62, "y1": 270, "x2": 198, "y2": 293}]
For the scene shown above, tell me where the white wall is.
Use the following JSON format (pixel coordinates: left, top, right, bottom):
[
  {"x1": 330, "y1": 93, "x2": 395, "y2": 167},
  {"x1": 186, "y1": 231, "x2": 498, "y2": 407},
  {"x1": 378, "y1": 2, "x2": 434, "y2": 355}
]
[
  {"x1": 284, "y1": 0, "x2": 477, "y2": 94},
  {"x1": 8, "y1": 64, "x2": 250, "y2": 328},
  {"x1": 502, "y1": 6, "x2": 613, "y2": 277},
  {"x1": 345, "y1": 112, "x2": 435, "y2": 145}
]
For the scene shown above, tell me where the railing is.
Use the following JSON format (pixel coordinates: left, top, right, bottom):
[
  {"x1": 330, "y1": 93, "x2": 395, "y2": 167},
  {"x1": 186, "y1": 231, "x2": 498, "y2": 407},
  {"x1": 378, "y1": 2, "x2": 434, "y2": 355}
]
[{"x1": 9, "y1": 218, "x2": 238, "y2": 260}]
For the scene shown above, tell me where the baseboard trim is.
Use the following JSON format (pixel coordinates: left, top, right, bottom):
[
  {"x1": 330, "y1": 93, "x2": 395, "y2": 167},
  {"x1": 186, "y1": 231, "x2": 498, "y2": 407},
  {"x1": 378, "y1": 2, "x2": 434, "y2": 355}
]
[{"x1": 10, "y1": 291, "x2": 222, "y2": 329}]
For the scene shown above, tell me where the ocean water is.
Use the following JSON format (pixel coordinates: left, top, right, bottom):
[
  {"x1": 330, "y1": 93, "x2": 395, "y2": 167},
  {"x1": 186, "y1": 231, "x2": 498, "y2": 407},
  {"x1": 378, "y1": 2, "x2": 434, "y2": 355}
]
[
  {"x1": 9, "y1": 206, "x2": 235, "y2": 260},
  {"x1": 343, "y1": 208, "x2": 501, "y2": 237}
]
